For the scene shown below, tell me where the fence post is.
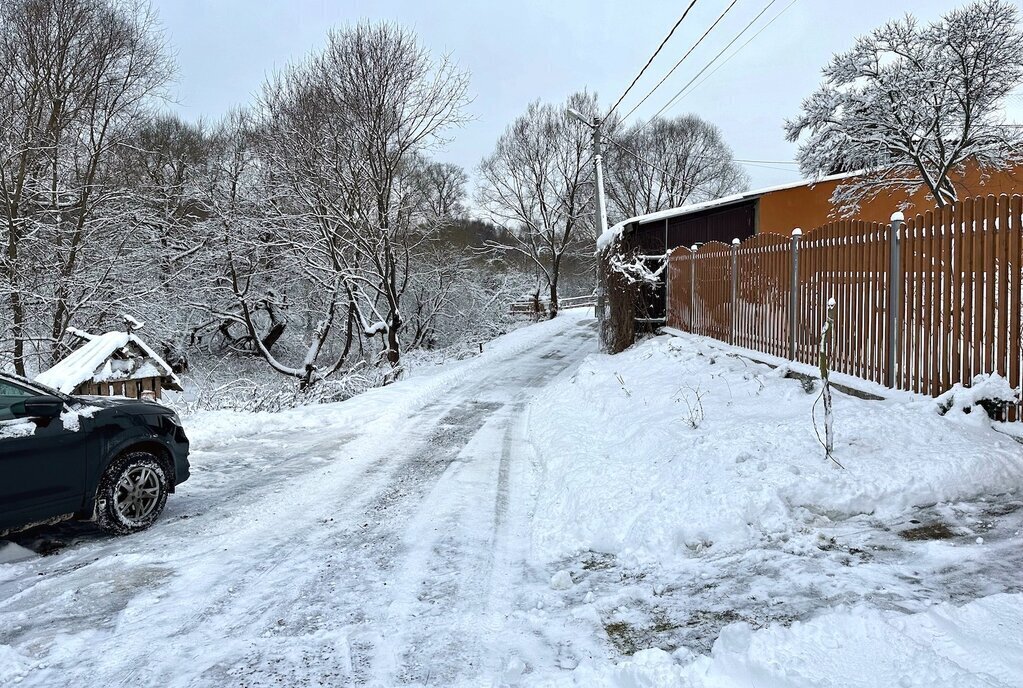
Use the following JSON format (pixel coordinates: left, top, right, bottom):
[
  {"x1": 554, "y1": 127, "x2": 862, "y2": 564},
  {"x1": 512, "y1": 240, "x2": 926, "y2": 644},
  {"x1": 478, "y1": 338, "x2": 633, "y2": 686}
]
[
  {"x1": 886, "y1": 212, "x2": 904, "y2": 388},
  {"x1": 730, "y1": 238, "x2": 739, "y2": 345},
  {"x1": 665, "y1": 251, "x2": 672, "y2": 328},
  {"x1": 789, "y1": 228, "x2": 802, "y2": 360},
  {"x1": 689, "y1": 244, "x2": 697, "y2": 331}
]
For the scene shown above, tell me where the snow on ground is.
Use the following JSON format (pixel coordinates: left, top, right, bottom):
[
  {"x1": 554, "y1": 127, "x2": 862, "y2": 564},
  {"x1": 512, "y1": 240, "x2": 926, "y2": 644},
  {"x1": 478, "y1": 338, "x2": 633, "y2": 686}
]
[
  {"x1": 529, "y1": 334, "x2": 1023, "y2": 562},
  {"x1": 520, "y1": 332, "x2": 1023, "y2": 686},
  {"x1": 559, "y1": 593, "x2": 1023, "y2": 687},
  {"x1": 0, "y1": 310, "x2": 598, "y2": 687},
  {"x1": 0, "y1": 543, "x2": 35, "y2": 565},
  {"x1": 2, "y1": 317, "x2": 1021, "y2": 687},
  {"x1": 181, "y1": 312, "x2": 569, "y2": 450}
]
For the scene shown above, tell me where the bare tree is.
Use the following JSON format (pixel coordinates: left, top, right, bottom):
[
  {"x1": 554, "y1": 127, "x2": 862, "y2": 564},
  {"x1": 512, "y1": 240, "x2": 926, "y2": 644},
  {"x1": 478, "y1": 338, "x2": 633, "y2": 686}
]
[
  {"x1": 177, "y1": 109, "x2": 291, "y2": 364},
  {"x1": 0, "y1": 0, "x2": 173, "y2": 374},
  {"x1": 606, "y1": 115, "x2": 748, "y2": 222},
  {"x1": 785, "y1": 0, "x2": 1023, "y2": 216},
  {"x1": 243, "y1": 22, "x2": 469, "y2": 381},
  {"x1": 415, "y1": 161, "x2": 469, "y2": 222},
  {"x1": 477, "y1": 91, "x2": 599, "y2": 318}
]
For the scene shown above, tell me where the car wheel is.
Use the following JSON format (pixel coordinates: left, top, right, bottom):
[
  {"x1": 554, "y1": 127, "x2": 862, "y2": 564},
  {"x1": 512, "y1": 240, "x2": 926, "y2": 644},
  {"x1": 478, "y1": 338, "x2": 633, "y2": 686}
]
[{"x1": 95, "y1": 451, "x2": 169, "y2": 535}]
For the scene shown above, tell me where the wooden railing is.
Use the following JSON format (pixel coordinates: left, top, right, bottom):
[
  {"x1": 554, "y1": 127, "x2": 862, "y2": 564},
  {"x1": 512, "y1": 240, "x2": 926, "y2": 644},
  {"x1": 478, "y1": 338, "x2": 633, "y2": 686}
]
[
  {"x1": 508, "y1": 293, "x2": 596, "y2": 316},
  {"x1": 560, "y1": 294, "x2": 597, "y2": 309}
]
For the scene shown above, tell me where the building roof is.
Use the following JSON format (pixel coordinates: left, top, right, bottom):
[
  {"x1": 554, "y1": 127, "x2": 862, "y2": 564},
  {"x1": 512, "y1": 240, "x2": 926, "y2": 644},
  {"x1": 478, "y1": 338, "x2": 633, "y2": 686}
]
[
  {"x1": 597, "y1": 170, "x2": 860, "y2": 252},
  {"x1": 35, "y1": 330, "x2": 182, "y2": 394}
]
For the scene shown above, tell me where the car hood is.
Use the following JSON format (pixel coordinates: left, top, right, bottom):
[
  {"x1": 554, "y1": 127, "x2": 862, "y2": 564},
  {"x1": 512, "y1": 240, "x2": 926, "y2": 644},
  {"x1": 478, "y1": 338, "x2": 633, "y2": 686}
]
[{"x1": 73, "y1": 395, "x2": 173, "y2": 415}]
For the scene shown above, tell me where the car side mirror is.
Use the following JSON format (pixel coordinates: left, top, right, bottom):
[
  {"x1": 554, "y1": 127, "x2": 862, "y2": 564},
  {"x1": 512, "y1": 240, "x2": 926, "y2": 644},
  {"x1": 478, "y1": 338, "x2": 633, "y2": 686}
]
[{"x1": 11, "y1": 395, "x2": 64, "y2": 420}]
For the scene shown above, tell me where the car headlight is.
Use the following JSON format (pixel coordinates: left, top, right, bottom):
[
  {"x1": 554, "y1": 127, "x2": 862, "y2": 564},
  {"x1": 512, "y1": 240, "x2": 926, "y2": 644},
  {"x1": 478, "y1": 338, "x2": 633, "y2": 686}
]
[{"x1": 159, "y1": 412, "x2": 184, "y2": 434}]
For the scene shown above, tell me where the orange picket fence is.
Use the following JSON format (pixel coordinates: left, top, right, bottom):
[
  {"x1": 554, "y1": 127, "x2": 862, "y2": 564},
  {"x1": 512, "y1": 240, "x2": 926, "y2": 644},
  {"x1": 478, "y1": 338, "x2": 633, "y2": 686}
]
[{"x1": 666, "y1": 194, "x2": 1023, "y2": 421}]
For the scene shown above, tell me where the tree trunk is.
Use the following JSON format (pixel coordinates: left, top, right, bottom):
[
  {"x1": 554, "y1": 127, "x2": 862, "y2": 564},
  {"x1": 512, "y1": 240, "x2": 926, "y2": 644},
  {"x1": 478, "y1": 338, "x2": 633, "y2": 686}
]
[
  {"x1": 548, "y1": 276, "x2": 560, "y2": 319},
  {"x1": 8, "y1": 289, "x2": 26, "y2": 376},
  {"x1": 5, "y1": 225, "x2": 26, "y2": 376},
  {"x1": 385, "y1": 313, "x2": 401, "y2": 366}
]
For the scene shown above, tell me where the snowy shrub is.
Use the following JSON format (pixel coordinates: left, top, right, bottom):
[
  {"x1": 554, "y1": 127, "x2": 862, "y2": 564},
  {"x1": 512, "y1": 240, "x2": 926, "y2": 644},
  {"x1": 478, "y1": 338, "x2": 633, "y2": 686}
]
[
  {"x1": 167, "y1": 357, "x2": 385, "y2": 414},
  {"x1": 936, "y1": 374, "x2": 1021, "y2": 420},
  {"x1": 673, "y1": 384, "x2": 706, "y2": 429}
]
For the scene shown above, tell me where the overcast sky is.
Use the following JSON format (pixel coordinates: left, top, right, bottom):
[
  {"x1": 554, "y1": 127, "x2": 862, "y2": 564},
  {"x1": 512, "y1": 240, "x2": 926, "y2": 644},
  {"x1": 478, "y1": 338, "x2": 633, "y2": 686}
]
[{"x1": 152, "y1": 0, "x2": 1023, "y2": 191}]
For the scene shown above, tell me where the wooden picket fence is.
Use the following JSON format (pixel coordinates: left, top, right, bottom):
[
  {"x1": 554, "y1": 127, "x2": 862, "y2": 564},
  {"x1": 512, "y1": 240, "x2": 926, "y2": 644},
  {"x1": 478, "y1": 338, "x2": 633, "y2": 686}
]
[{"x1": 667, "y1": 193, "x2": 1023, "y2": 421}]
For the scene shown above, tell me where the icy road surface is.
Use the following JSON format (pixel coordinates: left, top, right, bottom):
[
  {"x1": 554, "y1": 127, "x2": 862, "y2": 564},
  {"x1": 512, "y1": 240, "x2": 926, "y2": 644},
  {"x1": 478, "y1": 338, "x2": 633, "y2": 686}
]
[{"x1": 0, "y1": 312, "x2": 597, "y2": 687}]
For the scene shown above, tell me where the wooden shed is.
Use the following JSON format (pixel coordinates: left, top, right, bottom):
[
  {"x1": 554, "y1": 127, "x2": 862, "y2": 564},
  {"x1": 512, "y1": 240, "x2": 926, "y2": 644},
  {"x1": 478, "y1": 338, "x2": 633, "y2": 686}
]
[{"x1": 35, "y1": 324, "x2": 182, "y2": 400}]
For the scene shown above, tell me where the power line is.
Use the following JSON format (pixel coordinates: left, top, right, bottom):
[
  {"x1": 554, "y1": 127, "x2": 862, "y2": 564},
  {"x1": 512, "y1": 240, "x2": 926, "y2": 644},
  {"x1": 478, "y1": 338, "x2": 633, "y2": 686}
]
[
  {"x1": 648, "y1": 0, "x2": 781, "y2": 123},
  {"x1": 603, "y1": 134, "x2": 748, "y2": 200},
  {"x1": 619, "y1": 0, "x2": 740, "y2": 124},
  {"x1": 662, "y1": 0, "x2": 800, "y2": 112},
  {"x1": 603, "y1": 134, "x2": 800, "y2": 208},
  {"x1": 735, "y1": 158, "x2": 799, "y2": 165},
  {"x1": 606, "y1": 0, "x2": 700, "y2": 120},
  {"x1": 740, "y1": 161, "x2": 803, "y2": 173},
  {"x1": 607, "y1": 130, "x2": 797, "y2": 168}
]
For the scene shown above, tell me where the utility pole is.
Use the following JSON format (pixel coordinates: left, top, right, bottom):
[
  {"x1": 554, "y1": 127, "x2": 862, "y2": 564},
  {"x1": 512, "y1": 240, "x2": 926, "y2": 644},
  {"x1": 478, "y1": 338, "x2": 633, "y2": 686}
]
[{"x1": 568, "y1": 109, "x2": 610, "y2": 351}]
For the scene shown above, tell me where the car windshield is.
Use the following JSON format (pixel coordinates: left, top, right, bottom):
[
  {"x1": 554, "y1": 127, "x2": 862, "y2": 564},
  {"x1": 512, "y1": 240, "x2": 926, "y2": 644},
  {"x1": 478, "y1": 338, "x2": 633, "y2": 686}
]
[{"x1": 0, "y1": 373, "x2": 74, "y2": 403}]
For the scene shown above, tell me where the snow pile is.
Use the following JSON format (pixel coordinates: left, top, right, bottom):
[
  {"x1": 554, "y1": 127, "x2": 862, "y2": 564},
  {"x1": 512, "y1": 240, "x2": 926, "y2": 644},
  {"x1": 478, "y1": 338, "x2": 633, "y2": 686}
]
[
  {"x1": 544, "y1": 594, "x2": 1023, "y2": 687},
  {"x1": 0, "y1": 542, "x2": 35, "y2": 565},
  {"x1": 936, "y1": 373, "x2": 1020, "y2": 419},
  {"x1": 59, "y1": 404, "x2": 100, "y2": 432},
  {"x1": 528, "y1": 333, "x2": 1023, "y2": 563},
  {"x1": 0, "y1": 420, "x2": 35, "y2": 440},
  {"x1": 0, "y1": 404, "x2": 101, "y2": 438},
  {"x1": 525, "y1": 331, "x2": 1023, "y2": 686}
]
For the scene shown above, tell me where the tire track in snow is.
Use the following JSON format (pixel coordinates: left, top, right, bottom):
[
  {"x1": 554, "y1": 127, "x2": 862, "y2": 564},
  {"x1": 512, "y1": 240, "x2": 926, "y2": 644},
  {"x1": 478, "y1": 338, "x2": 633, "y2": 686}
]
[
  {"x1": 368, "y1": 326, "x2": 597, "y2": 686},
  {"x1": 0, "y1": 317, "x2": 596, "y2": 688},
  {"x1": 192, "y1": 320, "x2": 597, "y2": 686}
]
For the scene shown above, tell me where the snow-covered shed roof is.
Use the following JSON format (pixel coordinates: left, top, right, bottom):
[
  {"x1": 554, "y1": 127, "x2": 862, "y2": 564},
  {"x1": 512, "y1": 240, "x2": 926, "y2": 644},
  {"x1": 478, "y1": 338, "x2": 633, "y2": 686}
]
[
  {"x1": 596, "y1": 170, "x2": 861, "y2": 252},
  {"x1": 36, "y1": 330, "x2": 182, "y2": 394}
]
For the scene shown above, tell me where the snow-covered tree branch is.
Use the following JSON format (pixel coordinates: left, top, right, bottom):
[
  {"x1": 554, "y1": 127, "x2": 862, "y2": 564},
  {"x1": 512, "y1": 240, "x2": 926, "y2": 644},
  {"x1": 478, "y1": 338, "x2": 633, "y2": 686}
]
[{"x1": 785, "y1": 0, "x2": 1023, "y2": 216}]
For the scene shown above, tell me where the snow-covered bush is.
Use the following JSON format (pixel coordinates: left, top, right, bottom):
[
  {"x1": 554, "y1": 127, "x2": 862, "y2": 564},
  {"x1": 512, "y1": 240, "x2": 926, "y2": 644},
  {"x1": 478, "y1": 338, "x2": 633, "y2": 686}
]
[
  {"x1": 167, "y1": 356, "x2": 385, "y2": 414},
  {"x1": 936, "y1": 374, "x2": 1021, "y2": 420}
]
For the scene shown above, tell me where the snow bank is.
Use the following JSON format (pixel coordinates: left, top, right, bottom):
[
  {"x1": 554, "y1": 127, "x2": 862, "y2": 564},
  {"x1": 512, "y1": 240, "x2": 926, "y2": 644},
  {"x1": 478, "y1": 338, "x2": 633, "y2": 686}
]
[
  {"x1": 542, "y1": 593, "x2": 1023, "y2": 687},
  {"x1": 0, "y1": 542, "x2": 36, "y2": 565},
  {"x1": 937, "y1": 373, "x2": 1021, "y2": 418},
  {"x1": 528, "y1": 333, "x2": 1023, "y2": 564}
]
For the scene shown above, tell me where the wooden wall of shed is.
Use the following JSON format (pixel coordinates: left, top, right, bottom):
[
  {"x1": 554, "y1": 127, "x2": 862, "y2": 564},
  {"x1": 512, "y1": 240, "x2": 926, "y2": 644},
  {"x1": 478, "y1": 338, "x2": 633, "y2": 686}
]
[
  {"x1": 667, "y1": 201, "x2": 756, "y2": 248},
  {"x1": 626, "y1": 200, "x2": 758, "y2": 255},
  {"x1": 758, "y1": 163, "x2": 1023, "y2": 235},
  {"x1": 75, "y1": 377, "x2": 164, "y2": 399}
]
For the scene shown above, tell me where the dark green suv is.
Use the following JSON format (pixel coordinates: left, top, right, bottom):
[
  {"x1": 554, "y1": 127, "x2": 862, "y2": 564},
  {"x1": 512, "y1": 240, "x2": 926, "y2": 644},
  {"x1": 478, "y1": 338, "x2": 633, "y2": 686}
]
[{"x1": 0, "y1": 372, "x2": 190, "y2": 536}]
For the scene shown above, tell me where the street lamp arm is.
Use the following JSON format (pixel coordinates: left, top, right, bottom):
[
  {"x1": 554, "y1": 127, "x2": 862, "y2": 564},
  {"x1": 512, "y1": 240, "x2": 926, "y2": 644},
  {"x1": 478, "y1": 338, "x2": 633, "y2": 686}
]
[{"x1": 566, "y1": 108, "x2": 592, "y2": 126}]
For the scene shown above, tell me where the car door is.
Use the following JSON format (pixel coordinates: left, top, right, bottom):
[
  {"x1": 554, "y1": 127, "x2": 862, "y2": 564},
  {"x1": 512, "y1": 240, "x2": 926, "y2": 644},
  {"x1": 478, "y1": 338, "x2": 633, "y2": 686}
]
[{"x1": 0, "y1": 380, "x2": 88, "y2": 528}]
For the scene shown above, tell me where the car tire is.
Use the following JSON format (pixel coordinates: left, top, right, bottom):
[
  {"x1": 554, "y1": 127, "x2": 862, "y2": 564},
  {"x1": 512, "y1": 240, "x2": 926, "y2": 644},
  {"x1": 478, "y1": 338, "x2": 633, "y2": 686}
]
[{"x1": 95, "y1": 451, "x2": 169, "y2": 535}]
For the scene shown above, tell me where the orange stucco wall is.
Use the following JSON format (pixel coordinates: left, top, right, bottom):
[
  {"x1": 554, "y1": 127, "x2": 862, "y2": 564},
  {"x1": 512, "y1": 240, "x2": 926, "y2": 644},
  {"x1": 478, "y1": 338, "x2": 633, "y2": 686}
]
[{"x1": 756, "y1": 164, "x2": 1023, "y2": 235}]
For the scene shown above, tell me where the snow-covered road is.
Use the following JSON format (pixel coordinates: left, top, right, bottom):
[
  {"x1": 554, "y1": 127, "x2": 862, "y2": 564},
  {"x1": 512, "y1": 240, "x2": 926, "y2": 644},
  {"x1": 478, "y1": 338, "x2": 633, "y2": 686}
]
[{"x1": 0, "y1": 312, "x2": 598, "y2": 687}]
